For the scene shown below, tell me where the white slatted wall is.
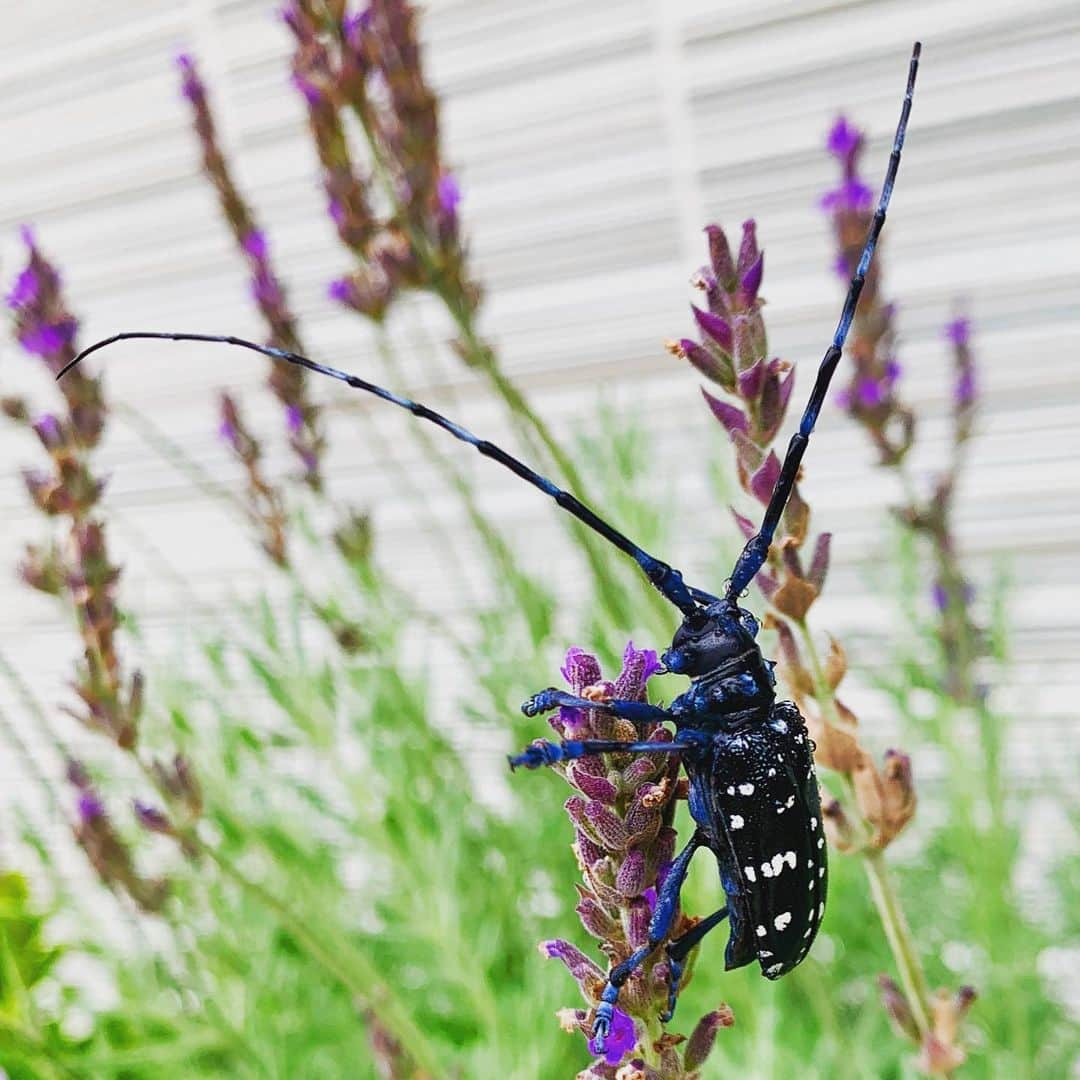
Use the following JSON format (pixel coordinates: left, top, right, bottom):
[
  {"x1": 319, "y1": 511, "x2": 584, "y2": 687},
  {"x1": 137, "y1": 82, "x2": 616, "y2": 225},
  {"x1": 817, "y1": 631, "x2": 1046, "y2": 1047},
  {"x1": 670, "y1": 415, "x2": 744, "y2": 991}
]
[{"x1": 1, "y1": 1, "x2": 1078, "y2": 877}]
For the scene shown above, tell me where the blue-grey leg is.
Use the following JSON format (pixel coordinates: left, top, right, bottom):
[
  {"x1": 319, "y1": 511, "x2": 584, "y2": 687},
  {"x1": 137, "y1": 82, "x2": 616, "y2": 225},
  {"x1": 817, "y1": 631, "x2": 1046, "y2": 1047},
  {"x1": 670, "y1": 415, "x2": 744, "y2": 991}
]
[
  {"x1": 521, "y1": 688, "x2": 672, "y2": 725},
  {"x1": 592, "y1": 831, "x2": 705, "y2": 1053},
  {"x1": 660, "y1": 906, "x2": 730, "y2": 1022},
  {"x1": 508, "y1": 737, "x2": 697, "y2": 771}
]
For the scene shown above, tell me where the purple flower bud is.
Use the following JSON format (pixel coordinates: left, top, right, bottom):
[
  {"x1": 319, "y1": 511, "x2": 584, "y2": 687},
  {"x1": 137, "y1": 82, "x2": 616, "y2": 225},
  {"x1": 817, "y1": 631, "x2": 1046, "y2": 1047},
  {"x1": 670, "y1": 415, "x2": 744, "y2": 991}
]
[
  {"x1": 701, "y1": 388, "x2": 748, "y2": 437},
  {"x1": 18, "y1": 320, "x2": 76, "y2": 357},
  {"x1": 613, "y1": 641, "x2": 661, "y2": 699},
  {"x1": 241, "y1": 229, "x2": 269, "y2": 261},
  {"x1": 587, "y1": 1005, "x2": 636, "y2": 1065},
  {"x1": 691, "y1": 305, "x2": 733, "y2": 355},
  {"x1": 561, "y1": 646, "x2": 601, "y2": 692},
  {"x1": 684, "y1": 1006, "x2": 735, "y2": 1070},
  {"x1": 819, "y1": 179, "x2": 874, "y2": 213},
  {"x1": 750, "y1": 451, "x2": 780, "y2": 505},
  {"x1": 944, "y1": 317, "x2": 971, "y2": 347},
  {"x1": 437, "y1": 172, "x2": 461, "y2": 216},
  {"x1": 569, "y1": 763, "x2": 619, "y2": 804},
  {"x1": 704, "y1": 223, "x2": 736, "y2": 287},
  {"x1": 6, "y1": 265, "x2": 39, "y2": 309},
  {"x1": 884, "y1": 358, "x2": 902, "y2": 386},
  {"x1": 584, "y1": 801, "x2": 628, "y2": 851},
  {"x1": 931, "y1": 582, "x2": 948, "y2": 613},
  {"x1": 133, "y1": 800, "x2": 172, "y2": 834},
  {"x1": 32, "y1": 413, "x2": 63, "y2": 450},
  {"x1": 77, "y1": 791, "x2": 105, "y2": 823},
  {"x1": 808, "y1": 532, "x2": 832, "y2": 590},
  {"x1": 736, "y1": 219, "x2": 759, "y2": 278},
  {"x1": 954, "y1": 368, "x2": 976, "y2": 407},
  {"x1": 327, "y1": 276, "x2": 353, "y2": 304},
  {"x1": 856, "y1": 377, "x2": 885, "y2": 408},
  {"x1": 285, "y1": 404, "x2": 304, "y2": 435},
  {"x1": 736, "y1": 358, "x2": 765, "y2": 401},
  {"x1": 327, "y1": 197, "x2": 346, "y2": 226},
  {"x1": 290, "y1": 71, "x2": 322, "y2": 106},
  {"x1": 218, "y1": 417, "x2": 239, "y2": 450},
  {"x1": 576, "y1": 895, "x2": 617, "y2": 940},
  {"x1": 615, "y1": 848, "x2": 647, "y2": 897},
  {"x1": 826, "y1": 116, "x2": 862, "y2": 160},
  {"x1": 175, "y1": 52, "x2": 204, "y2": 102},
  {"x1": 739, "y1": 251, "x2": 764, "y2": 303},
  {"x1": 878, "y1": 975, "x2": 919, "y2": 1041},
  {"x1": 539, "y1": 939, "x2": 603, "y2": 989},
  {"x1": 343, "y1": 7, "x2": 371, "y2": 47}
]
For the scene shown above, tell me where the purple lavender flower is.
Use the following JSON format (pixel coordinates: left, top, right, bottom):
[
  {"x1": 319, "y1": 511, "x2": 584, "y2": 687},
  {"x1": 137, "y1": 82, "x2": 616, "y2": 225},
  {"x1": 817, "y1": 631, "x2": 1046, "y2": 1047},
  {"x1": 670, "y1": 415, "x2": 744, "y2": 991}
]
[
  {"x1": 218, "y1": 416, "x2": 240, "y2": 450},
  {"x1": 944, "y1": 317, "x2": 971, "y2": 347},
  {"x1": 78, "y1": 790, "x2": 105, "y2": 823},
  {"x1": 6, "y1": 264, "x2": 39, "y2": 308},
  {"x1": 857, "y1": 377, "x2": 885, "y2": 408},
  {"x1": 587, "y1": 1007, "x2": 636, "y2": 1066},
  {"x1": 133, "y1": 799, "x2": 172, "y2": 834},
  {"x1": 955, "y1": 368, "x2": 976, "y2": 407},
  {"x1": 826, "y1": 115, "x2": 862, "y2": 160},
  {"x1": 18, "y1": 320, "x2": 77, "y2": 358},
  {"x1": 290, "y1": 71, "x2": 322, "y2": 106},
  {"x1": 819, "y1": 178, "x2": 875, "y2": 213},
  {"x1": 32, "y1": 413, "x2": 63, "y2": 450},
  {"x1": 175, "y1": 52, "x2": 203, "y2": 103},
  {"x1": 436, "y1": 172, "x2": 460, "y2": 217},
  {"x1": 327, "y1": 276, "x2": 353, "y2": 304},
  {"x1": 241, "y1": 229, "x2": 268, "y2": 260},
  {"x1": 285, "y1": 404, "x2": 304, "y2": 435}
]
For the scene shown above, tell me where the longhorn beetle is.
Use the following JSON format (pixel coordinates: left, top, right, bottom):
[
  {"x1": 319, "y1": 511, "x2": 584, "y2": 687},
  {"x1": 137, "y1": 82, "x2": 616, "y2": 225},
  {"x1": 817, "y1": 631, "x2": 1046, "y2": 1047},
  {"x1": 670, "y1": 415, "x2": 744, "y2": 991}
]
[{"x1": 61, "y1": 43, "x2": 920, "y2": 1054}]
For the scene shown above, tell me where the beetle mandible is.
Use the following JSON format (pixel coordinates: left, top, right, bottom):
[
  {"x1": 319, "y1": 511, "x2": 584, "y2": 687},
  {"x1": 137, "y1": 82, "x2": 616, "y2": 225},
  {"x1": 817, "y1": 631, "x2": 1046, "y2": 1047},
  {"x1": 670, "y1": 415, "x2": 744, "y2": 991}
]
[{"x1": 60, "y1": 41, "x2": 921, "y2": 1054}]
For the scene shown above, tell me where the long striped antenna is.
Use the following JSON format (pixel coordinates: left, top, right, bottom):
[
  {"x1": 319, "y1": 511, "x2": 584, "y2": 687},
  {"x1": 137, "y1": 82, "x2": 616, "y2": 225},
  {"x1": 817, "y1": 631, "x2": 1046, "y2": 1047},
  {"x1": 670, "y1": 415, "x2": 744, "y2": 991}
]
[
  {"x1": 726, "y1": 42, "x2": 921, "y2": 601},
  {"x1": 58, "y1": 332, "x2": 702, "y2": 615}
]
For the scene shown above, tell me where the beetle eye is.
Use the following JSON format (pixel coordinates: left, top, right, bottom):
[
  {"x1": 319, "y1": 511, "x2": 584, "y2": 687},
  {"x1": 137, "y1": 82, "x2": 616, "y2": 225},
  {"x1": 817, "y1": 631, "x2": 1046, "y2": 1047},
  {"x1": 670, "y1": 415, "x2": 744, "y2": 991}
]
[{"x1": 685, "y1": 609, "x2": 710, "y2": 632}]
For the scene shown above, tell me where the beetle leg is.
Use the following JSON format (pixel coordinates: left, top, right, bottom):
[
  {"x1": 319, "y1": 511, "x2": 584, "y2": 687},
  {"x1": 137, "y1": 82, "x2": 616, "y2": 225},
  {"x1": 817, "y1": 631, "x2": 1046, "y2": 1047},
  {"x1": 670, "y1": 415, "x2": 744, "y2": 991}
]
[
  {"x1": 660, "y1": 906, "x2": 730, "y2": 1022},
  {"x1": 521, "y1": 688, "x2": 672, "y2": 727},
  {"x1": 591, "y1": 831, "x2": 704, "y2": 1053},
  {"x1": 508, "y1": 737, "x2": 697, "y2": 771}
]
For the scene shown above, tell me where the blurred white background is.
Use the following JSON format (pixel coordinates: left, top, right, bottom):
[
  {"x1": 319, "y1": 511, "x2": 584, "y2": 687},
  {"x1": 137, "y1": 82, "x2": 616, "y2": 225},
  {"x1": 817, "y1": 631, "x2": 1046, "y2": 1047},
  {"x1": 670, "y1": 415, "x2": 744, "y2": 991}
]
[{"x1": 1, "y1": 1, "x2": 1078, "y2": 878}]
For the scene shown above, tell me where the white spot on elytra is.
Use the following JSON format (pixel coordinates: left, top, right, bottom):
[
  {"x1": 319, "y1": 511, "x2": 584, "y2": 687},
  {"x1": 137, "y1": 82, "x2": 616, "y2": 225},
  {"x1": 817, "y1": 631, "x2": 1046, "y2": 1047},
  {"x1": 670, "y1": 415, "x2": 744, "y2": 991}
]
[
  {"x1": 739, "y1": 782, "x2": 755, "y2": 796},
  {"x1": 760, "y1": 861, "x2": 773, "y2": 878},
  {"x1": 817, "y1": 836, "x2": 825, "y2": 849},
  {"x1": 726, "y1": 786, "x2": 735, "y2": 795},
  {"x1": 744, "y1": 865, "x2": 756, "y2": 882},
  {"x1": 807, "y1": 859, "x2": 814, "y2": 869},
  {"x1": 810, "y1": 817, "x2": 818, "y2": 830},
  {"x1": 784, "y1": 850, "x2": 797, "y2": 869},
  {"x1": 803, "y1": 926, "x2": 813, "y2": 938},
  {"x1": 774, "y1": 911, "x2": 792, "y2": 931},
  {"x1": 808, "y1": 879, "x2": 815, "y2": 890},
  {"x1": 818, "y1": 902, "x2": 826, "y2": 920},
  {"x1": 759, "y1": 950, "x2": 773, "y2": 958},
  {"x1": 768, "y1": 767, "x2": 777, "y2": 776},
  {"x1": 765, "y1": 962, "x2": 783, "y2": 976},
  {"x1": 785, "y1": 795, "x2": 796, "y2": 809},
  {"x1": 819, "y1": 866, "x2": 826, "y2": 878},
  {"x1": 756, "y1": 925, "x2": 767, "y2": 938},
  {"x1": 730, "y1": 814, "x2": 744, "y2": 830}
]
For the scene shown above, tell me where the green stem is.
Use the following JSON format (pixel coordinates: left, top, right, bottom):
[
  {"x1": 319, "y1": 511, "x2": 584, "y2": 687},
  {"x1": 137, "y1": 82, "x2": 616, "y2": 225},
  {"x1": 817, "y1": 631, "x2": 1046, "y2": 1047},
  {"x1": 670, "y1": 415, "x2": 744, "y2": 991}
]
[
  {"x1": 862, "y1": 849, "x2": 934, "y2": 1039},
  {"x1": 794, "y1": 620, "x2": 936, "y2": 1044}
]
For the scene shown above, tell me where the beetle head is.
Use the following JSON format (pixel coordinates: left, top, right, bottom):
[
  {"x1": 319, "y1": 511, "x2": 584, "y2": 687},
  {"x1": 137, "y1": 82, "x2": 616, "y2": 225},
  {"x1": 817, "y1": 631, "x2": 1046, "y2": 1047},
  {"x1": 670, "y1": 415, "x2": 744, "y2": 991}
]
[{"x1": 662, "y1": 601, "x2": 760, "y2": 678}]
